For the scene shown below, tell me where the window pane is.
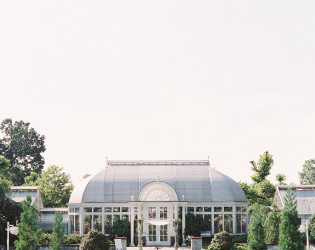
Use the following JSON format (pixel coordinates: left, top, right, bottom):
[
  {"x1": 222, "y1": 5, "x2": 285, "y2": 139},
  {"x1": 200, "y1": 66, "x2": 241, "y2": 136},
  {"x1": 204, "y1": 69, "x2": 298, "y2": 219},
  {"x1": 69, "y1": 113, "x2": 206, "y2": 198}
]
[
  {"x1": 236, "y1": 207, "x2": 242, "y2": 212},
  {"x1": 214, "y1": 207, "x2": 222, "y2": 212},
  {"x1": 224, "y1": 207, "x2": 232, "y2": 212},
  {"x1": 70, "y1": 208, "x2": 74, "y2": 213},
  {"x1": 149, "y1": 225, "x2": 157, "y2": 241},
  {"x1": 204, "y1": 214, "x2": 212, "y2": 231},
  {"x1": 93, "y1": 215, "x2": 102, "y2": 232},
  {"x1": 242, "y1": 214, "x2": 246, "y2": 233},
  {"x1": 242, "y1": 207, "x2": 247, "y2": 212},
  {"x1": 214, "y1": 214, "x2": 223, "y2": 233},
  {"x1": 84, "y1": 207, "x2": 92, "y2": 212},
  {"x1": 122, "y1": 215, "x2": 129, "y2": 221},
  {"x1": 113, "y1": 215, "x2": 120, "y2": 223},
  {"x1": 75, "y1": 215, "x2": 80, "y2": 233},
  {"x1": 70, "y1": 215, "x2": 74, "y2": 234},
  {"x1": 75, "y1": 207, "x2": 80, "y2": 213},
  {"x1": 224, "y1": 214, "x2": 233, "y2": 233},
  {"x1": 187, "y1": 207, "x2": 194, "y2": 213},
  {"x1": 113, "y1": 207, "x2": 120, "y2": 212},
  {"x1": 204, "y1": 207, "x2": 212, "y2": 212},
  {"x1": 160, "y1": 225, "x2": 168, "y2": 241},
  {"x1": 196, "y1": 207, "x2": 203, "y2": 212},
  {"x1": 104, "y1": 215, "x2": 112, "y2": 234},
  {"x1": 94, "y1": 207, "x2": 102, "y2": 212},
  {"x1": 104, "y1": 207, "x2": 112, "y2": 213},
  {"x1": 84, "y1": 215, "x2": 92, "y2": 234},
  {"x1": 122, "y1": 207, "x2": 129, "y2": 212},
  {"x1": 237, "y1": 214, "x2": 242, "y2": 233},
  {"x1": 148, "y1": 207, "x2": 156, "y2": 219},
  {"x1": 160, "y1": 207, "x2": 167, "y2": 220}
]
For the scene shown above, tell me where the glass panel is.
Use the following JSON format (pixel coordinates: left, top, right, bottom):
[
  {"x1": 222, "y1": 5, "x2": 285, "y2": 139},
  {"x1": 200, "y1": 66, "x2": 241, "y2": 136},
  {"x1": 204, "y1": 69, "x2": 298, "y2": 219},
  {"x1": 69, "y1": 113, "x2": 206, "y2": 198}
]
[
  {"x1": 75, "y1": 215, "x2": 80, "y2": 234},
  {"x1": 113, "y1": 207, "x2": 120, "y2": 212},
  {"x1": 104, "y1": 215, "x2": 112, "y2": 234},
  {"x1": 196, "y1": 207, "x2": 203, "y2": 212},
  {"x1": 236, "y1": 207, "x2": 242, "y2": 212},
  {"x1": 149, "y1": 224, "x2": 157, "y2": 241},
  {"x1": 204, "y1": 207, "x2": 212, "y2": 212},
  {"x1": 237, "y1": 214, "x2": 242, "y2": 233},
  {"x1": 224, "y1": 214, "x2": 233, "y2": 233},
  {"x1": 75, "y1": 207, "x2": 80, "y2": 213},
  {"x1": 160, "y1": 225, "x2": 168, "y2": 241},
  {"x1": 160, "y1": 207, "x2": 167, "y2": 220},
  {"x1": 94, "y1": 207, "x2": 102, "y2": 212},
  {"x1": 204, "y1": 214, "x2": 212, "y2": 231},
  {"x1": 84, "y1": 215, "x2": 92, "y2": 234},
  {"x1": 242, "y1": 214, "x2": 246, "y2": 233},
  {"x1": 214, "y1": 207, "x2": 222, "y2": 212},
  {"x1": 113, "y1": 215, "x2": 120, "y2": 223},
  {"x1": 242, "y1": 207, "x2": 247, "y2": 212},
  {"x1": 105, "y1": 207, "x2": 112, "y2": 213},
  {"x1": 214, "y1": 214, "x2": 223, "y2": 233},
  {"x1": 187, "y1": 207, "x2": 194, "y2": 213},
  {"x1": 70, "y1": 215, "x2": 74, "y2": 234},
  {"x1": 224, "y1": 207, "x2": 232, "y2": 212},
  {"x1": 84, "y1": 207, "x2": 92, "y2": 212},
  {"x1": 122, "y1": 215, "x2": 129, "y2": 221},
  {"x1": 122, "y1": 207, "x2": 129, "y2": 212},
  {"x1": 70, "y1": 208, "x2": 74, "y2": 213},
  {"x1": 93, "y1": 215, "x2": 102, "y2": 232},
  {"x1": 148, "y1": 207, "x2": 156, "y2": 219}
]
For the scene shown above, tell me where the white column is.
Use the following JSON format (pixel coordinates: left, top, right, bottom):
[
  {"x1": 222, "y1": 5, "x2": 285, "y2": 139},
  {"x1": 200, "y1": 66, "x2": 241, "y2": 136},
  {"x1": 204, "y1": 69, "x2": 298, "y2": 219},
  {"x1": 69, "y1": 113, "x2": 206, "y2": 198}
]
[
  {"x1": 130, "y1": 206, "x2": 135, "y2": 246},
  {"x1": 181, "y1": 206, "x2": 187, "y2": 246},
  {"x1": 80, "y1": 208, "x2": 83, "y2": 235},
  {"x1": 233, "y1": 206, "x2": 237, "y2": 234},
  {"x1": 138, "y1": 204, "x2": 141, "y2": 244}
]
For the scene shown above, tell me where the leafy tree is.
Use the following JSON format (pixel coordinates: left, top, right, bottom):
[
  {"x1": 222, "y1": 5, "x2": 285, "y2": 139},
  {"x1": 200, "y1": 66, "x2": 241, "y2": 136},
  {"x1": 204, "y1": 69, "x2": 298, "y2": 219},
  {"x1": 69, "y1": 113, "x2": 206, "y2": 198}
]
[
  {"x1": 276, "y1": 173, "x2": 286, "y2": 185},
  {"x1": 263, "y1": 205, "x2": 280, "y2": 245},
  {"x1": 50, "y1": 211, "x2": 65, "y2": 250},
  {"x1": 184, "y1": 213, "x2": 208, "y2": 237},
  {"x1": 208, "y1": 231, "x2": 233, "y2": 250},
  {"x1": 299, "y1": 159, "x2": 315, "y2": 185},
  {"x1": 25, "y1": 165, "x2": 74, "y2": 207},
  {"x1": 0, "y1": 174, "x2": 22, "y2": 245},
  {"x1": 309, "y1": 213, "x2": 315, "y2": 243},
  {"x1": 278, "y1": 189, "x2": 304, "y2": 250},
  {"x1": 247, "y1": 204, "x2": 267, "y2": 250},
  {"x1": 0, "y1": 118, "x2": 46, "y2": 185},
  {"x1": 0, "y1": 155, "x2": 14, "y2": 182},
  {"x1": 80, "y1": 230, "x2": 109, "y2": 250},
  {"x1": 14, "y1": 195, "x2": 43, "y2": 250},
  {"x1": 240, "y1": 151, "x2": 276, "y2": 206},
  {"x1": 110, "y1": 219, "x2": 131, "y2": 242}
]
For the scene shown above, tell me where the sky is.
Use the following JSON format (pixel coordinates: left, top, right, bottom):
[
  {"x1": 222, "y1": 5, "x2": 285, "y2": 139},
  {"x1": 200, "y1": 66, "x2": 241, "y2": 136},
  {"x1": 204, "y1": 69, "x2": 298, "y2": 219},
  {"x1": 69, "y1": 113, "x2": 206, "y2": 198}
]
[{"x1": 0, "y1": 0, "x2": 315, "y2": 187}]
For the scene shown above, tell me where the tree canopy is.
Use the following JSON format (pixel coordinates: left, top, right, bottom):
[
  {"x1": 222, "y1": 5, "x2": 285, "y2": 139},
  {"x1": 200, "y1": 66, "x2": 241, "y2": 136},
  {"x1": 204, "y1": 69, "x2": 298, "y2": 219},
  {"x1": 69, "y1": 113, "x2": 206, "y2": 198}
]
[
  {"x1": 25, "y1": 165, "x2": 74, "y2": 207},
  {"x1": 299, "y1": 158, "x2": 315, "y2": 185},
  {"x1": 0, "y1": 118, "x2": 46, "y2": 185}
]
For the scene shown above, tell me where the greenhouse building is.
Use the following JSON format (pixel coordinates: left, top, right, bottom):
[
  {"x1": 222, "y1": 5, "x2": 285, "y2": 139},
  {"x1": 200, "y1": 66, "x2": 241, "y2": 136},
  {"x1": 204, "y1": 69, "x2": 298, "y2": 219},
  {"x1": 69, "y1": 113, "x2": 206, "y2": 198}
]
[{"x1": 68, "y1": 160, "x2": 248, "y2": 246}]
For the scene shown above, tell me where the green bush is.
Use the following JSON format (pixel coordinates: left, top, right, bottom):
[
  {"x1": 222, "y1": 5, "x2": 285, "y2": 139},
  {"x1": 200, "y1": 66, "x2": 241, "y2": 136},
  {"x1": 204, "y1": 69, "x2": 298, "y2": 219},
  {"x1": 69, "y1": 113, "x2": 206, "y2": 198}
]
[
  {"x1": 233, "y1": 244, "x2": 248, "y2": 250},
  {"x1": 80, "y1": 230, "x2": 110, "y2": 250},
  {"x1": 208, "y1": 231, "x2": 233, "y2": 250},
  {"x1": 39, "y1": 233, "x2": 52, "y2": 244},
  {"x1": 232, "y1": 234, "x2": 247, "y2": 243},
  {"x1": 64, "y1": 234, "x2": 84, "y2": 244},
  {"x1": 110, "y1": 219, "x2": 131, "y2": 242}
]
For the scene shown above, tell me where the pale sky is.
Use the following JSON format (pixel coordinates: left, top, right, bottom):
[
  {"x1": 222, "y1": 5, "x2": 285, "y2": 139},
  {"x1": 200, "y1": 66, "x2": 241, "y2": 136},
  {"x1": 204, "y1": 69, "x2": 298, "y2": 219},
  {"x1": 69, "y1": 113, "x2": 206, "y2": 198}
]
[{"x1": 1, "y1": 0, "x2": 314, "y2": 187}]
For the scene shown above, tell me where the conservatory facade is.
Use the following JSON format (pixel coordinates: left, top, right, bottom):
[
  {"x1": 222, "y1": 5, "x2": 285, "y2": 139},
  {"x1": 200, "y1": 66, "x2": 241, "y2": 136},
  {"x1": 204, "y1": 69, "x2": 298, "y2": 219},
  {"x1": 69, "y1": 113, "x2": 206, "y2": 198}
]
[{"x1": 68, "y1": 160, "x2": 248, "y2": 246}]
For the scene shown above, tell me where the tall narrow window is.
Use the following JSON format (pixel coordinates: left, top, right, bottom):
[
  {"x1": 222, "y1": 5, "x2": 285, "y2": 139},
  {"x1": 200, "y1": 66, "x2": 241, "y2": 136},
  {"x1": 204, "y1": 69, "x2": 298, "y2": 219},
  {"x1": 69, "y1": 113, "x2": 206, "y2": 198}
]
[{"x1": 84, "y1": 215, "x2": 92, "y2": 234}]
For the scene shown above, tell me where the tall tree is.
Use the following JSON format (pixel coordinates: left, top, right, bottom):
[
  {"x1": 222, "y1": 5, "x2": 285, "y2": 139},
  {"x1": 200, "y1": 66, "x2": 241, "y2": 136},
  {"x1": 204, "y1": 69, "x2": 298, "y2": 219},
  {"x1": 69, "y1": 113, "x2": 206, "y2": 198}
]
[
  {"x1": 0, "y1": 118, "x2": 46, "y2": 185},
  {"x1": 50, "y1": 211, "x2": 65, "y2": 250},
  {"x1": 247, "y1": 204, "x2": 267, "y2": 250},
  {"x1": 276, "y1": 173, "x2": 287, "y2": 185},
  {"x1": 299, "y1": 158, "x2": 315, "y2": 185},
  {"x1": 239, "y1": 151, "x2": 275, "y2": 206},
  {"x1": 264, "y1": 205, "x2": 280, "y2": 245},
  {"x1": 278, "y1": 189, "x2": 304, "y2": 250},
  {"x1": 14, "y1": 195, "x2": 43, "y2": 250},
  {"x1": 0, "y1": 155, "x2": 14, "y2": 182},
  {"x1": 25, "y1": 165, "x2": 74, "y2": 207}
]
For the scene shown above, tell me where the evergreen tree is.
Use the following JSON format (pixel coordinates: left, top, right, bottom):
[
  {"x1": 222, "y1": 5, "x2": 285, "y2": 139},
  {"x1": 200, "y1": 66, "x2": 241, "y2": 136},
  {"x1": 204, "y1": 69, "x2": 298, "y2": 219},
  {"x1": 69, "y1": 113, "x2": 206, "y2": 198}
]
[
  {"x1": 309, "y1": 213, "x2": 315, "y2": 243},
  {"x1": 247, "y1": 204, "x2": 267, "y2": 250},
  {"x1": 278, "y1": 189, "x2": 304, "y2": 250},
  {"x1": 50, "y1": 211, "x2": 65, "y2": 250},
  {"x1": 14, "y1": 195, "x2": 42, "y2": 250},
  {"x1": 264, "y1": 205, "x2": 280, "y2": 245}
]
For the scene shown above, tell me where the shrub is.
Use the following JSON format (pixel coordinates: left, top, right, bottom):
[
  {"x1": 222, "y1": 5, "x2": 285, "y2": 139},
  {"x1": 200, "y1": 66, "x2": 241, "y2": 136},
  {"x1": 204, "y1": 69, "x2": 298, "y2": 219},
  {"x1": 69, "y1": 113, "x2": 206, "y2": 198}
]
[
  {"x1": 80, "y1": 230, "x2": 110, "y2": 250},
  {"x1": 232, "y1": 234, "x2": 247, "y2": 243},
  {"x1": 309, "y1": 213, "x2": 315, "y2": 243},
  {"x1": 39, "y1": 233, "x2": 52, "y2": 244},
  {"x1": 50, "y1": 211, "x2": 65, "y2": 250},
  {"x1": 208, "y1": 231, "x2": 233, "y2": 250},
  {"x1": 110, "y1": 219, "x2": 131, "y2": 242},
  {"x1": 64, "y1": 234, "x2": 83, "y2": 244}
]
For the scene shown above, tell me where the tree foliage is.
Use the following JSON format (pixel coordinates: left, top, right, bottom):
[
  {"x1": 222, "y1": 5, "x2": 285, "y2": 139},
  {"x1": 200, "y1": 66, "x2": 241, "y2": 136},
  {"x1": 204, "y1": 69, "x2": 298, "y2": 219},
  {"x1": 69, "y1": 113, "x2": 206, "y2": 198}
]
[
  {"x1": 208, "y1": 231, "x2": 233, "y2": 250},
  {"x1": 263, "y1": 205, "x2": 280, "y2": 245},
  {"x1": 247, "y1": 204, "x2": 267, "y2": 250},
  {"x1": 299, "y1": 158, "x2": 315, "y2": 185},
  {"x1": 0, "y1": 155, "x2": 14, "y2": 183},
  {"x1": 79, "y1": 230, "x2": 109, "y2": 250},
  {"x1": 0, "y1": 118, "x2": 46, "y2": 185},
  {"x1": 309, "y1": 213, "x2": 315, "y2": 243},
  {"x1": 50, "y1": 211, "x2": 65, "y2": 250},
  {"x1": 278, "y1": 189, "x2": 304, "y2": 250},
  {"x1": 14, "y1": 195, "x2": 43, "y2": 250},
  {"x1": 184, "y1": 213, "x2": 208, "y2": 237},
  {"x1": 110, "y1": 219, "x2": 131, "y2": 242},
  {"x1": 25, "y1": 165, "x2": 74, "y2": 207},
  {"x1": 240, "y1": 151, "x2": 276, "y2": 206},
  {"x1": 275, "y1": 173, "x2": 286, "y2": 185}
]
